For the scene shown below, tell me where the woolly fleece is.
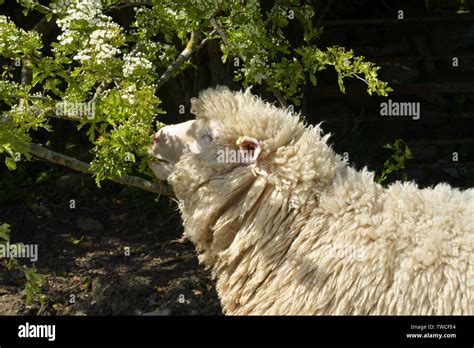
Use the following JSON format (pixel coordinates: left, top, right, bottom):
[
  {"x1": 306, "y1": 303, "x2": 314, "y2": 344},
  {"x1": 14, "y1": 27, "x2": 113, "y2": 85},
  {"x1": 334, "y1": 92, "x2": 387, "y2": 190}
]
[{"x1": 163, "y1": 87, "x2": 474, "y2": 315}]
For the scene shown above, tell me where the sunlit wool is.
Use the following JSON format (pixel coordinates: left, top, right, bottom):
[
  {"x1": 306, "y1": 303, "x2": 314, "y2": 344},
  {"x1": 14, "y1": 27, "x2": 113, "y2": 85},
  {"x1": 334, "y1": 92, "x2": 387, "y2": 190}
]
[{"x1": 161, "y1": 87, "x2": 474, "y2": 315}]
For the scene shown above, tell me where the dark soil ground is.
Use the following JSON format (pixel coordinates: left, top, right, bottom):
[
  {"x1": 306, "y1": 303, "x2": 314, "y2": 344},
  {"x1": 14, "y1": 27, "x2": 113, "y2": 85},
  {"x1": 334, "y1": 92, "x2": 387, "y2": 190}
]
[{"x1": 0, "y1": 162, "x2": 222, "y2": 315}]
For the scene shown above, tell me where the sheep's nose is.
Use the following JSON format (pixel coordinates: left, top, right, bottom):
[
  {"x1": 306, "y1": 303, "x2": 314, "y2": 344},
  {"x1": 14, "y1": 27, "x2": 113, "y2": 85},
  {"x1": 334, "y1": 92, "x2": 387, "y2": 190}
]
[{"x1": 152, "y1": 131, "x2": 160, "y2": 145}]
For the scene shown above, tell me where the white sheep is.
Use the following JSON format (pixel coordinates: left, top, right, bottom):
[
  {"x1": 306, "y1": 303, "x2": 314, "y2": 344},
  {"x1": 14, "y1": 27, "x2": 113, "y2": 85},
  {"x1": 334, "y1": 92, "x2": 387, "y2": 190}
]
[{"x1": 149, "y1": 86, "x2": 474, "y2": 315}]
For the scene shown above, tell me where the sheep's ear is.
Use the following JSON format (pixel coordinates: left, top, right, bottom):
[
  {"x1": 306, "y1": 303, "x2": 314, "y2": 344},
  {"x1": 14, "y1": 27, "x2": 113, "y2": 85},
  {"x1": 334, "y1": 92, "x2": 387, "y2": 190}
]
[{"x1": 236, "y1": 136, "x2": 261, "y2": 163}]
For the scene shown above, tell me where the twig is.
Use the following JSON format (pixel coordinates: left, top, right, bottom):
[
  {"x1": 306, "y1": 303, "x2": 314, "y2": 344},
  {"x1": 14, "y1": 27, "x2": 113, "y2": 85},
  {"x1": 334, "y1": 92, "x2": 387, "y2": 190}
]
[
  {"x1": 209, "y1": 17, "x2": 287, "y2": 107},
  {"x1": 92, "y1": 81, "x2": 109, "y2": 101},
  {"x1": 31, "y1": 16, "x2": 51, "y2": 33},
  {"x1": 33, "y1": 3, "x2": 53, "y2": 14},
  {"x1": 28, "y1": 143, "x2": 173, "y2": 196},
  {"x1": 20, "y1": 58, "x2": 32, "y2": 86},
  {"x1": 195, "y1": 29, "x2": 216, "y2": 51},
  {"x1": 156, "y1": 30, "x2": 200, "y2": 89},
  {"x1": 28, "y1": 95, "x2": 54, "y2": 102},
  {"x1": 42, "y1": 108, "x2": 84, "y2": 122},
  {"x1": 210, "y1": 17, "x2": 230, "y2": 47},
  {"x1": 350, "y1": 72, "x2": 369, "y2": 86}
]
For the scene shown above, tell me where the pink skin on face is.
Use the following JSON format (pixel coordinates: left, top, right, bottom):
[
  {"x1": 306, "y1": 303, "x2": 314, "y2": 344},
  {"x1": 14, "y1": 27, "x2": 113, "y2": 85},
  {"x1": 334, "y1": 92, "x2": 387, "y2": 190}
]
[{"x1": 148, "y1": 120, "x2": 214, "y2": 180}]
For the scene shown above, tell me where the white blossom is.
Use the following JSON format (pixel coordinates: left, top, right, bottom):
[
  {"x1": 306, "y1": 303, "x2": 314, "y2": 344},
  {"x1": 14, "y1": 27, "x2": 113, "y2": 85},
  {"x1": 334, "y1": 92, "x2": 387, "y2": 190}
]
[
  {"x1": 121, "y1": 86, "x2": 136, "y2": 105},
  {"x1": 122, "y1": 52, "x2": 153, "y2": 78},
  {"x1": 55, "y1": 0, "x2": 123, "y2": 66}
]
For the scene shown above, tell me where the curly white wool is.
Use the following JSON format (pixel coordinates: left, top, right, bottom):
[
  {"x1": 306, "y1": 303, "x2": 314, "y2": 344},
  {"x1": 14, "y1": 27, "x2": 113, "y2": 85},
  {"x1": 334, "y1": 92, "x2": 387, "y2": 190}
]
[{"x1": 168, "y1": 87, "x2": 474, "y2": 315}]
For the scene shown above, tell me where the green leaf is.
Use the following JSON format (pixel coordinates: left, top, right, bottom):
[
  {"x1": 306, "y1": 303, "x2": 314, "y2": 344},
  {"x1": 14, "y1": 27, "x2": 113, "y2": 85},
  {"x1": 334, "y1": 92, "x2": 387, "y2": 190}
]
[
  {"x1": 5, "y1": 157, "x2": 17, "y2": 171},
  {"x1": 70, "y1": 67, "x2": 82, "y2": 78},
  {"x1": 125, "y1": 152, "x2": 136, "y2": 163},
  {"x1": 337, "y1": 76, "x2": 346, "y2": 94},
  {"x1": 32, "y1": 72, "x2": 46, "y2": 87},
  {"x1": 36, "y1": 170, "x2": 51, "y2": 184},
  {"x1": 24, "y1": 267, "x2": 46, "y2": 304},
  {"x1": 309, "y1": 72, "x2": 317, "y2": 86},
  {"x1": 0, "y1": 223, "x2": 10, "y2": 242}
]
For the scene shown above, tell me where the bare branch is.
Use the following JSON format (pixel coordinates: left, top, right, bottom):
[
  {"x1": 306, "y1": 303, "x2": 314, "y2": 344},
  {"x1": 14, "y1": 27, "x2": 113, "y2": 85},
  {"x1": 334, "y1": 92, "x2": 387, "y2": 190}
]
[
  {"x1": 35, "y1": 4, "x2": 53, "y2": 14},
  {"x1": 209, "y1": 17, "x2": 288, "y2": 108},
  {"x1": 156, "y1": 30, "x2": 201, "y2": 89},
  {"x1": 265, "y1": 84, "x2": 288, "y2": 108},
  {"x1": 92, "y1": 81, "x2": 109, "y2": 101},
  {"x1": 20, "y1": 58, "x2": 32, "y2": 86},
  {"x1": 42, "y1": 108, "x2": 84, "y2": 122},
  {"x1": 28, "y1": 143, "x2": 173, "y2": 196},
  {"x1": 350, "y1": 72, "x2": 369, "y2": 86},
  {"x1": 195, "y1": 29, "x2": 216, "y2": 51},
  {"x1": 210, "y1": 17, "x2": 230, "y2": 47},
  {"x1": 28, "y1": 95, "x2": 54, "y2": 102}
]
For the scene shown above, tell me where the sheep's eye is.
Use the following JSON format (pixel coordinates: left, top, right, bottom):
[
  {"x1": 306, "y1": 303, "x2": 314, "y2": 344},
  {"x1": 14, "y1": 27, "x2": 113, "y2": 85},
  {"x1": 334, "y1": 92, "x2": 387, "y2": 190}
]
[{"x1": 202, "y1": 133, "x2": 213, "y2": 145}]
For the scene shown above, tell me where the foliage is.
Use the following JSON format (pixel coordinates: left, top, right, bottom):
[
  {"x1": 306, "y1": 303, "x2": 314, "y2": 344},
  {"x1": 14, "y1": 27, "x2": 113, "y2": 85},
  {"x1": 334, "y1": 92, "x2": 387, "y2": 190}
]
[
  {"x1": 376, "y1": 139, "x2": 413, "y2": 184},
  {"x1": 0, "y1": 222, "x2": 46, "y2": 305},
  {"x1": 0, "y1": 222, "x2": 10, "y2": 241},
  {"x1": 0, "y1": 0, "x2": 391, "y2": 186}
]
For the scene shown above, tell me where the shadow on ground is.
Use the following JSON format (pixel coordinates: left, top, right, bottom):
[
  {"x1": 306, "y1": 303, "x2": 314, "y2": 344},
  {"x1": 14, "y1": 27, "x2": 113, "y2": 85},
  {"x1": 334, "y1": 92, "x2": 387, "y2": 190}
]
[{"x1": 0, "y1": 164, "x2": 222, "y2": 316}]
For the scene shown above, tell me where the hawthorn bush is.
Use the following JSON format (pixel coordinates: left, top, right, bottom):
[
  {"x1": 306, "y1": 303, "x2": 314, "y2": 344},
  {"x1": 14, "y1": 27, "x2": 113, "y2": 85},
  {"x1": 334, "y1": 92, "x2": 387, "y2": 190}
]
[{"x1": 0, "y1": 0, "x2": 392, "y2": 190}]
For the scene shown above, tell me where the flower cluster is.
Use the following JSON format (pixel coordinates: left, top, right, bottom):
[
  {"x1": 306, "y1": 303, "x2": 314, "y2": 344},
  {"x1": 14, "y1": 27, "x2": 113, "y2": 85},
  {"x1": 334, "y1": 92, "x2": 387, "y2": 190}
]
[
  {"x1": 55, "y1": 0, "x2": 124, "y2": 69},
  {"x1": 50, "y1": 0, "x2": 75, "y2": 15},
  {"x1": 120, "y1": 85, "x2": 137, "y2": 105},
  {"x1": 73, "y1": 29, "x2": 122, "y2": 66},
  {"x1": 122, "y1": 52, "x2": 153, "y2": 78},
  {"x1": 0, "y1": 80, "x2": 20, "y2": 96},
  {"x1": 56, "y1": 0, "x2": 103, "y2": 47},
  {"x1": 0, "y1": 15, "x2": 42, "y2": 58}
]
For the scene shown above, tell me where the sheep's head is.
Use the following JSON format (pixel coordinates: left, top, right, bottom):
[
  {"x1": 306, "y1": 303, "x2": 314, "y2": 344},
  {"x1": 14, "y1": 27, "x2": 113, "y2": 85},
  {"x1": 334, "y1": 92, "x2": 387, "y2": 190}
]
[
  {"x1": 149, "y1": 86, "x2": 341, "y2": 189},
  {"x1": 148, "y1": 119, "x2": 262, "y2": 181},
  {"x1": 148, "y1": 86, "x2": 343, "y2": 262},
  {"x1": 149, "y1": 86, "x2": 306, "y2": 183}
]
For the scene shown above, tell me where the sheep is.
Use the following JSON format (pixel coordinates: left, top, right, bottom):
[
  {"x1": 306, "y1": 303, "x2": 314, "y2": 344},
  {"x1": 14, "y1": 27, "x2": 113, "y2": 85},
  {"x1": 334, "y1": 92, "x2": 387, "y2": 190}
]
[{"x1": 149, "y1": 86, "x2": 474, "y2": 315}]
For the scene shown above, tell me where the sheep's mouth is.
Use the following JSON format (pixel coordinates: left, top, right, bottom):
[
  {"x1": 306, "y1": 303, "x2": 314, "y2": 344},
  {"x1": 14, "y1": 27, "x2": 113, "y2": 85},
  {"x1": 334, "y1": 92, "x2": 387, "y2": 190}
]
[{"x1": 149, "y1": 155, "x2": 170, "y2": 165}]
